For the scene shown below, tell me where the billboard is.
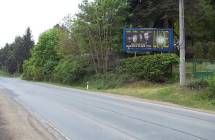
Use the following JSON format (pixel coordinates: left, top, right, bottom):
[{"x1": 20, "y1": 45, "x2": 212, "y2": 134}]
[{"x1": 123, "y1": 28, "x2": 174, "y2": 53}]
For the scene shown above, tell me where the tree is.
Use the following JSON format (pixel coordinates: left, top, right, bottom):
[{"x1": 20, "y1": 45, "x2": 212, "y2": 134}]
[
  {"x1": 23, "y1": 27, "x2": 62, "y2": 80},
  {"x1": 128, "y1": 0, "x2": 215, "y2": 59},
  {"x1": 0, "y1": 27, "x2": 34, "y2": 73},
  {"x1": 128, "y1": 0, "x2": 178, "y2": 28},
  {"x1": 13, "y1": 28, "x2": 34, "y2": 73},
  {"x1": 0, "y1": 44, "x2": 15, "y2": 73},
  {"x1": 72, "y1": 0, "x2": 128, "y2": 73}
]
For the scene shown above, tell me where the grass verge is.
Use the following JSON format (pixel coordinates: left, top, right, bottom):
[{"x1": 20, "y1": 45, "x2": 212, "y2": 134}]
[
  {"x1": 102, "y1": 83, "x2": 215, "y2": 111},
  {"x1": 40, "y1": 80, "x2": 215, "y2": 112},
  {"x1": 0, "y1": 71, "x2": 12, "y2": 77},
  {"x1": 0, "y1": 71, "x2": 20, "y2": 77}
]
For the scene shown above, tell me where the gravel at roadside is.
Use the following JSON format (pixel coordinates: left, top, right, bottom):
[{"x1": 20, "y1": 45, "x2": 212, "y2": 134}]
[{"x1": 0, "y1": 90, "x2": 61, "y2": 140}]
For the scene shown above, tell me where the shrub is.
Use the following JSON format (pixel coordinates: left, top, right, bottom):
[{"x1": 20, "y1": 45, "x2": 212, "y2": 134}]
[
  {"x1": 207, "y1": 42, "x2": 215, "y2": 59},
  {"x1": 193, "y1": 42, "x2": 204, "y2": 58},
  {"x1": 32, "y1": 66, "x2": 44, "y2": 81},
  {"x1": 22, "y1": 59, "x2": 34, "y2": 80},
  {"x1": 85, "y1": 73, "x2": 131, "y2": 89},
  {"x1": 187, "y1": 79, "x2": 209, "y2": 90},
  {"x1": 23, "y1": 58, "x2": 44, "y2": 81},
  {"x1": 208, "y1": 76, "x2": 215, "y2": 99},
  {"x1": 43, "y1": 60, "x2": 58, "y2": 81},
  {"x1": 53, "y1": 57, "x2": 87, "y2": 84},
  {"x1": 116, "y1": 54, "x2": 178, "y2": 82}
]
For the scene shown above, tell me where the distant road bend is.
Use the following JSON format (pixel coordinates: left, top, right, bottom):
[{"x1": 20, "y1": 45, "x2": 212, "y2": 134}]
[{"x1": 0, "y1": 77, "x2": 214, "y2": 140}]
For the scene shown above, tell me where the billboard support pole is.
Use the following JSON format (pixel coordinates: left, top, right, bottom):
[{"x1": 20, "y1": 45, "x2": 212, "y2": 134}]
[{"x1": 179, "y1": 0, "x2": 186, "y2": 86}]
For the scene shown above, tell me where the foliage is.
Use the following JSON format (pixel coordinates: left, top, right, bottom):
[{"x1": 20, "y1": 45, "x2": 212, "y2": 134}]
[
  {"x1": 16, "y1": 28, "x2": 34, "y2": 72},
  {"x1": 188, "y1": 41, "x2": 215, "y2": 59},
  {"x1": 22, "y1": 59, "x2": 35, "y2": 80},
  {"x1": 53, "y1": 57, "x2": 88, "y2": 84},
  {"x1": 84, "y1": 73, "x2": 131, "y2": 89},
  {"x1": 23, "y1": 27, "x2": 62, "y2": 81},
  {"x1": 208, "y1": 76, "x2": 215, "y2": 99},
  {"x1": 186, "y1": 76, "x2": 215, "y2": 100},
  {"x1": 128, "y1": 0, "x2": 215, "y2": 59},
  {"x1": 22, "y1": 58, "x2": 44, "y2": 81},
  {"x1": 207, "y1": 42, "x2": 215, "y2": 59},
  {"x1": 192, "y1": 42, "x2": 204, "y2": 58},
  {"x1": 116, "y1": 54, "x2": 179, "y2": 82},
  {"x1": 128, "y1": 0, "x2": 178, "y2": 28},
  {"x1": 18, "y1": 0, "x2": 215, "y2": 87},
  {"x1": 0, "y1": 28, "x2": 34, "y2": 73},
  {"x1": 105, "y1": 84, "x2": 215, "y2": 111},
  {"x1": 187, "y1": 79, "x2": 209, "y2": 89},
  {"x1": 72, "y1": 0, "x2": 128, "y2": 73}
]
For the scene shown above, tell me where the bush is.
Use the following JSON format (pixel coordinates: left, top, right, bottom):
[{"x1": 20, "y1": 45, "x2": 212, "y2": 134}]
[
  {"x1": 187, "y1": 76, "x2": 215, "y2": 100},
  {"x1": 193, "y1": 42, "x2": 204, "y2": 58},
  {"x1": 85, "y1": 73, "x2": 131, "y2": 89},
  {"x1": 187, "y1": 79, "x2": 209, "y2": 90},
  {"x1": 53, "y1": 57, "x2": 87, "y2": 84},
  {"x1": 116, "y1": 54, "x2": 178, "y2": 82},
  {"x1": 208, "y1": 76, "x2": 215, "y2": 99},
  {"x1": 207, "y1": 42, "x2": 215, "y2": 59},
  {"x1": 43, "y1": 60, "x2": 58, "y2": 81},
  {"x1": 22, "y1": 59, "x2": 34, "y2": 80},
  {"x1": 22, "y1": 59, "x2": 44, "y2": 81}
]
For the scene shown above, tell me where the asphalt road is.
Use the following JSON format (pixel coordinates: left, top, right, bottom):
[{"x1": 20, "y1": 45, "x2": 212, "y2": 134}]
[{"x1": 0, "y1": 77, "x2": 214, "y2": 140}]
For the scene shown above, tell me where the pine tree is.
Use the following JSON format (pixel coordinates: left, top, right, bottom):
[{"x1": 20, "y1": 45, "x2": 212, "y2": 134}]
[{"x1": 14, "y1": 27, "x2": 34, "y2": 72}]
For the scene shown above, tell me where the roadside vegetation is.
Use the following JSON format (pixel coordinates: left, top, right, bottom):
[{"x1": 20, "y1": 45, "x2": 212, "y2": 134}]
[
  {"x1": 0, "y1": 71, "x2": 12, "y2": 77},
  {"x1": 0, "y1": 0, "x2": 214, "y2": 110},
  {"x1": 0, "y1": 28, "x2": 34, "y2": 74},
  {"x1": 0, "y1": 71, "x2": 20, "y2": 78},
  {"x1": 104, "y1": 78, "x2": 215, "y2": 111}
]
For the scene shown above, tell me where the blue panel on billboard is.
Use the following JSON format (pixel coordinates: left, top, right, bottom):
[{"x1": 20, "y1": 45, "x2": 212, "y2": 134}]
[{"x1": 123, "y1": 28, "x2": 174, "y2": 53}]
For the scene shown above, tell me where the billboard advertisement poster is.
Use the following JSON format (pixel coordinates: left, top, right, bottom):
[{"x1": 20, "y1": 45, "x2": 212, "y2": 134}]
[{"x1": 123, "y1": 28, "x2": 174, "y2": 53}]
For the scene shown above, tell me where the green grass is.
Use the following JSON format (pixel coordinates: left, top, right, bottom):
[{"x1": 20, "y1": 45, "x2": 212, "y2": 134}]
[
  {"x1": 0, "y1": 70, "x2": 21, "y2": 78},
  {"x1": 45, "y1": 78, "x2": 215, "y2": 112},
  {"x1": 22, "y1": 60, "x2": 215, "y2": 112},
  {"x1": 38, "y1": 76, "x2": 215, "y2": 112},
  {"x1": 0, "y1": 71, "x2": 12, "y2": 77},
  {"x1": 102, "y1": 83, "x2": 215, "y2": 111}
]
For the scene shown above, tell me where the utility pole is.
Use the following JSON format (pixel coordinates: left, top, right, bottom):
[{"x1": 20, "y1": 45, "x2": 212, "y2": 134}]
[{"x1": 179, "y1": 0, "x2": 186, "y2": 86}]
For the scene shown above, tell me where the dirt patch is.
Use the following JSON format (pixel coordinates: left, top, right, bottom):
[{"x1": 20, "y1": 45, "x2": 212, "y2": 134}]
[
  {"x1": 0, "y1": 112, "x2": 12, "y2": 140},
  {"x1": 0, "y1": 91, "x2": 60, "y2": 140}
]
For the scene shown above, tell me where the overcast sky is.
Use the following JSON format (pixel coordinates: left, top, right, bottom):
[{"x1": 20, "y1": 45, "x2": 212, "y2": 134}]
[{"x1": 0, "y1": 0, "x2": 83, "y2": 47}]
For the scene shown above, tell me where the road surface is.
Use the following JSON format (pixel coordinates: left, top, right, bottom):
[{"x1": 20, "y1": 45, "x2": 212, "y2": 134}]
[{"x1": 0, "y1": 77, "x2": 214, "y2": 140}]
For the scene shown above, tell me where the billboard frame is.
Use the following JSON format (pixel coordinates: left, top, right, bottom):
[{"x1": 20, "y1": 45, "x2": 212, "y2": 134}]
[{"x1": 123, "y1": 28, "x2": 174, "y2": 53}]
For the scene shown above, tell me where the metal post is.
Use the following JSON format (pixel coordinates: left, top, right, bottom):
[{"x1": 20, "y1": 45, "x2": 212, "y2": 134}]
[{"x1": 179, "y1": 0, "x2": 186, "y2": 86}]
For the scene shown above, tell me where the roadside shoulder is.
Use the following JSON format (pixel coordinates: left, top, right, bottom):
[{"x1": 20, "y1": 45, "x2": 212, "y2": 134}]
[{"x1": 0, "y1": 89, "x2": 66, "y2": 140}]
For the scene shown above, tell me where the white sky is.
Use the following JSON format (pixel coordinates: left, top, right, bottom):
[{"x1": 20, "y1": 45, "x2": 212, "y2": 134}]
[{"x1": 0, "y1": 0, "x2": 83, "y2": 47}]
